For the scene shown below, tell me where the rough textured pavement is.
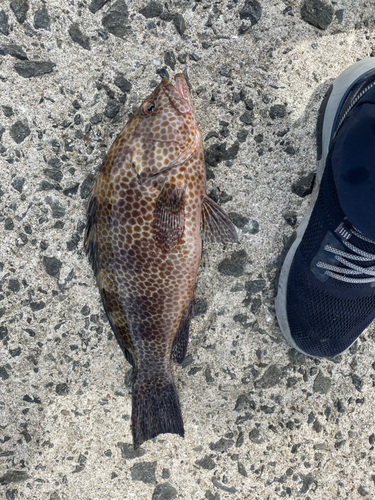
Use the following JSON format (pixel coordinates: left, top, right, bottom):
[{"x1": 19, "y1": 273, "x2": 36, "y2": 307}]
[{"x1": 1, "y1": 0, "x2": 375, "y2": 499}]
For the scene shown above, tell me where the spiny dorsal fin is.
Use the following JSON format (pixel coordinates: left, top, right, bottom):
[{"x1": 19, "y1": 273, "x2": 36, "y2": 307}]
[
  {"x1": 201, "y1": 195, "x2": 238, "y2": 243},
  {"x1": 152, "y1": 183, "x2": 186, "y2": 254}
]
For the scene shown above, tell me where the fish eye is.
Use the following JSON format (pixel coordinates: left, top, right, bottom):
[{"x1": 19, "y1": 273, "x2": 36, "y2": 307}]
[{"x1": 142, "y1": 101, "x2": 155, "y2": 116}]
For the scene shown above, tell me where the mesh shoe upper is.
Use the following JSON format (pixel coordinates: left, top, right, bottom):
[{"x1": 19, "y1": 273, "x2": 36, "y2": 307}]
[{"x1": 286, "y1": 70, "x2": 375, "y2": 357}]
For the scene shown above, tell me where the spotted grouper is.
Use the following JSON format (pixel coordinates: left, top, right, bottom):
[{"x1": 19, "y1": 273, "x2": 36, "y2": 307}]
[{"x1": 84, "y1": 74, "x2": 237, "y2": 448}]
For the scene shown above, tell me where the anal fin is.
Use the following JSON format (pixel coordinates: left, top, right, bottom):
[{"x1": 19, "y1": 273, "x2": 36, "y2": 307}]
[
  {"x1": 201, "y1": 195, "x2": 238, "y2": 243},
  {"x1": 171, "y1": 295, "x2": 195, "y2": 364},
  {"x1": 152, "y1": 183, "x2": 186, "y2": 254}
]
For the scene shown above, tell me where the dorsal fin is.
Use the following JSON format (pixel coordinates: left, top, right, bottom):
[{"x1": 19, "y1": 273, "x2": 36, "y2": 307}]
[{"x1": 84, "y1": 193, "x2": 135, "y2": 368}]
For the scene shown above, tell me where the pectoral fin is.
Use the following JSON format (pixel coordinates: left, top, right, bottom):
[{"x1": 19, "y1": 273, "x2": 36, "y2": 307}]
[
  {"x1": 152, "y1": 183, "x2": 186, "y2": 254},
  {"x1": 201, "y1": 195, "x2": 238, "y2": 243}
]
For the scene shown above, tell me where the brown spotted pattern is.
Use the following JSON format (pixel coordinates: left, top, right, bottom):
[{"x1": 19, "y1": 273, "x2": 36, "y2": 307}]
[{"x1": 85, "y1": 74, "x2": 236, "y2": 448}]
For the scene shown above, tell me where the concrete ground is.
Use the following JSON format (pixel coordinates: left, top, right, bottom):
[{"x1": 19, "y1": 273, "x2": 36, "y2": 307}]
[{"x1": 1, "y1": 0, "x2": 375, "y2": 498}]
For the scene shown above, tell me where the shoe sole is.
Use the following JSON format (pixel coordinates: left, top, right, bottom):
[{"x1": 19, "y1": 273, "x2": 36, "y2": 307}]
[{"x1": 275, "y1": 58, "x2": 375, "y2": 357}]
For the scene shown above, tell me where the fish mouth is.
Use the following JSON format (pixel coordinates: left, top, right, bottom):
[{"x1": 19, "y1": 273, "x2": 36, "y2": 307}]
[
  {"x1": 161, "y1": 75, "x2": 187, "y2": 100},
  {"x1": 162, "y1": 75, "x2": 191, "y2": 116}
]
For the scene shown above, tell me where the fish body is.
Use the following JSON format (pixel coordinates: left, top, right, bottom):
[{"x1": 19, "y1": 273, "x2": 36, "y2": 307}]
[{"x1": 85, "y1": 74, "x2": 237, "y2": 448}]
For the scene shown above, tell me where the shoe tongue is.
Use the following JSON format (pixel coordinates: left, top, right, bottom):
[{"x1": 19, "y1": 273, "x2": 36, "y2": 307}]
[{"x1": 332, "y1": 102, "x2": 375, "y2": 240}]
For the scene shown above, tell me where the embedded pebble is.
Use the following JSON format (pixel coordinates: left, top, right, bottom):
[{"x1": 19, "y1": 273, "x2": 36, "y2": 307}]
[
  {"x1": 117, "y1": 442, "x2": 147, "y2": 459},
  {"x1": 0, "y1": 44, "x2": 27, "y2": 60},
  {"x1": 283, "y1": 211, "x2": 297, "y2": 226},
  {"x1": 211, "y1": 476, "x2": 237, "y2": 493},
  {"x1": 151, "y1": 483, "x2": 177, "y2": 500},
  {"x1": 131, "y1": 461, "x2": 157, "y2": 484},
  {"x1": 102, "y1": 0, "x2": 129, "y2": 38},
  {"x1": 218, "y1": 250, "x2": 248, "y2": 277},
  {"x1": 0, "y1": 10, "x2": 9, "y2": 35},
  {"x1": 4, "y1": 218, "x2": 14, "y2": 230},
  {"x1": 239, "y1": 111, "x2": 254, "y2": 125},
  {"x1": 55, "y1": 383, "x2": 69, "y2": 395},
  {"x1": 10, "y1": 0, "x2": 29, "y2": 24},
  {"x1": 2, "y1": 106, "x2": 13, "y2": 117},
  {"x1": 89, "y1": 0, "x2": 110, "y2": 14},
  {"x1": 228, "y1": 212, "x2": 249, "y2": 229},
  {"x1": 301, "y1": 0, "x2": 334, "y2": 30},
  {"x1": 33, "y1": 5, "x2": 50, "y2": 30},
  {"x1": 11, "y1": 176, "x2": 25, "y2": 193},
  {"x1": 209, "y1": 438, "x2": 234, "y2": 452},
  {"x1": 42, "y1": 256, "x2": 62, "y2": 277},
  {"x1": 351, "y1": 373, "x2": 363, "y2": 392},
  {"x1": 140, "y1": 2, "x2": 163, "y2": 19},
  {"x1": 114, "y1": 74, "x2": 132, "y2": 93},
  {"x1": 69, "y1": 23, "x2": 91, "y2": 50},
  {"x1": 64, "y1": 184, "x2": 79, "y2": 197},
  {"x1": 0, "y1": 470, "x2": 29, "y2": 485},
  {"x1": 14, "y1": 61, "x2": 56, "y2": 78},
  {"x1": 0, "y1": 366, "x2": 9, "y2": 380},
  {"x1": 173, "y1": 14, "x2": 186, "y2": 36},
  {"x1": 164, "y1": 50, "x2": 176, "y2": 70},
  {"x1": 239, "y1": 0, "x2": 262, "y2": 25},
  {"x1": 249, "y1": 428, "x2": 263, "y2": 444},
  {"x1": 161, "y1": 468, "x2": 170, "y2": 479},
  {"x1": 254, "y1": 365, "x2": 281, "y2": 389},
  {"x1": 269, "y1": 104, "x2": 287, "y2": 119},
  {"x1": 80, "y1": 174, "x2": 96, "y2": 199},
  {"x1": 237, "y1": 129, "x2": 249, "y2": 143},
  {"x1": 291, "y1": 172, "x2": 316, "y2": 197},
  {"x1": 313, "y1": 370, "x2": 331, "y2": 394},
  {"x1": 205, "y1": 141, "x2": 239, "y2": 167},
  {"x1": 194, "y1": 298, "x2": 207, "y2": 316},
  {"x1": 9, "y1": 121, "x2": 30, "y2": 144},
  {"x1": 195, "y1": 456, "x2": 215, "y2": 470},
  {"x1": 238, "y1": 462, "x2": 248, "y2": 477},
  {"x1": 242, "y1": 219, "x2": 259, "y2": 234},
  {"x1": 104, "y1": 99, "x2": 120, "y2": 119}
]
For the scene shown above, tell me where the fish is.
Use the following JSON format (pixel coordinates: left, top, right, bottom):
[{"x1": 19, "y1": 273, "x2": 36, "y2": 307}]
[{"x1": 84, "y1": 73, "x2": 238, "y2": 449}]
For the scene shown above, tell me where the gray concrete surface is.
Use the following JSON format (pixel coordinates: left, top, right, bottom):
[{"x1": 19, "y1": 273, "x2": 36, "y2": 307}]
[{"x1": 1, "y1": 0, "x2": 375, "y2": 498}]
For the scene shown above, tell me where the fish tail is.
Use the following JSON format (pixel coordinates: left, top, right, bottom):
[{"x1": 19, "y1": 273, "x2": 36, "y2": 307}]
[{"x1": 131, "y1": 375, "x2": 184, "y2": 449}]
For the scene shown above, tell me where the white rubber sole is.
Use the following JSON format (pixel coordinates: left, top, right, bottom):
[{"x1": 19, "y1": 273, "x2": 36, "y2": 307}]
[{"x1": 275, "y1": 58, "x2": 375, "y2": 357}]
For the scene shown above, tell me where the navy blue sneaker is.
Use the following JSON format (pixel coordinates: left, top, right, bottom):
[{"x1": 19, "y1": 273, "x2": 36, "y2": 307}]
[{"x1": 276, "y1": 58, "x2": 375, "y2": 357}]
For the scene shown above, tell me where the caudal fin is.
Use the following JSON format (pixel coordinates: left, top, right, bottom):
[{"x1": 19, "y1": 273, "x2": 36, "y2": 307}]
[{"x1": 131, "y1": 380, "x2": 184, "y2": 449}]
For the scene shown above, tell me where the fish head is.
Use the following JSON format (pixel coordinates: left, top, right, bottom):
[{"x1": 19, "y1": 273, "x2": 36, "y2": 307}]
[{"x1": 128, "y1": 74, "x2": 200, "y2": 183}]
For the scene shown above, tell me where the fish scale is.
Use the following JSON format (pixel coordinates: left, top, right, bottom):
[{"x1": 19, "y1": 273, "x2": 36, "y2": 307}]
[{"x1": 85, "y1": 74, "x2": 238, "y2": 449}]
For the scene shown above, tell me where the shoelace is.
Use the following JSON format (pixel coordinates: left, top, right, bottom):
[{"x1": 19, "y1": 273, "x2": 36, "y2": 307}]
[{"x1": 317, "y1": 227, "x2": 375, "y2": 283}]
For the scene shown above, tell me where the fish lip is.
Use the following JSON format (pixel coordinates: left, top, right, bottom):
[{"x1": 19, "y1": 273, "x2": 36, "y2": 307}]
[
  {"x1": 163, "y1": 76, "x2": 189, "y2": 105},
  {"x1": 174, "y1": 75, "x2": 185, "y2": 99},
  {"x1": 161, "y1": 76, "x2": 185, "y2": 100}
]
